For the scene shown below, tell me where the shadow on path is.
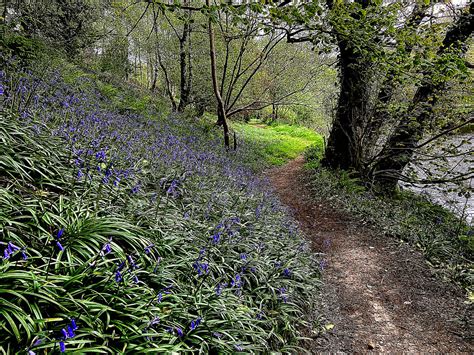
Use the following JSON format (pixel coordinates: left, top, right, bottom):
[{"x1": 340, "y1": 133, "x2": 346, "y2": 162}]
[{"x1": 268, "y1": 156, "x2": 472, "y2": 353}]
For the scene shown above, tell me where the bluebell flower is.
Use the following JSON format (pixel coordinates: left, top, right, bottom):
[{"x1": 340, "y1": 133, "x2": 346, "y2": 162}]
[
  {"x1": 71, "y1": 318, "x2": 78, "y2": 330},
  {"x1": 131, "y1": 185, "x2": 140, "y2": 194},
  {"x1": 95, "y1": 150, "x2": 106, "y2": 161},
  {"x1": 56, "y1": 241, "x2": 64, "y2": 251},
  {"x1": 176, "y1": 327, "x2": 184, "y2": 337},
  {"x1": 103, "y1": 242, "x2": 112, "y2": 255},
  {"x1": 211, "y1": 232, "x2": 221, "y2": 244},
  {"x1": 192, "y1": 260, "x2": 209, "y2": 276},
  {"x1": 144, "y1": 244, "x2": 154, "y2": 254},
  {"x1": 115, "y1": 270, "x2": 122, "y2": 282},
  {"x1": 127, "y1": 255, "x2": 137, "y2": 269},
  {"x1": 279, "y1": 287, "x2": 288, "y2": 303},
  {"x1": 283, "y1": 268, "x2": 291, "y2": 277},
  {"x1": 0, "y1": 84, "x2": 4, "y2": 95},
  {"x1": 156, "y1": 293, "x2": 163, "y2": 303},
  {"x1": 57, "y1": 229, "x2": 64, "y2": 239},
  {"x1": 230, "y1": 274, "x2": 242, "y2": 288},
  {"x1": 240, "y1": 253, "x2": 247, "y2": 260},
  {"x1": 235, "y1": 344, "x2": 243, "y2": 351},
  {"x1": 59, "y1": 341, "x2": 66, "y2": 353},
  {"x1": 319, "y1": 259, "x2": 328, "y2": 270},
  {"x1": 150, "y1": 317, "x2": 160, "y2": 326},
  {"x1": 190, "y1": 317, "x2": 202, "y2": 330},
  {"x1": 133, "y1": 275, "x2": 139, "y2": 283},
  {"x1": 67, "y1": 325, "x2": 75, "y2": 338},
  {"x1": 61, "y1": 328, "x2": 68, "y2": 339}
]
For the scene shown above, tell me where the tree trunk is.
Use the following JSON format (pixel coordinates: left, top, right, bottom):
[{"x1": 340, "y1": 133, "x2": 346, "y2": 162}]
[
  {"x1": 371, "y1": 2, "x2": 474, "y2": 192},
  {"x1": 321, "y1": 0, "x2": 371, "y2": 171},
  {"x1": 321, "y1": 37, "x2": 369, "y2": 171},
  {"x1": 206, "y1": 0, "x2": 230, "y2": 149},
  {"x1": 177, "y1": 1, "x2": 192, "y2": 112}
]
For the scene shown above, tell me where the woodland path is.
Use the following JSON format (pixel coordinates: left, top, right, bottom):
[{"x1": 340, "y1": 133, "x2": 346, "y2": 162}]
[{"x1": 267, "y1": 156, "x2": 473, "y2": 353}]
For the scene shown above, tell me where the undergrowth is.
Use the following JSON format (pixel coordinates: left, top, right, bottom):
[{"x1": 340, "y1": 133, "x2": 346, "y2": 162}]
[
  {"x1": 0, "y1": 56, "x2": 321, "y2": 353},
  {"x1": 303, "y1": 155, "x2": 473, "y2": 294},
  {"x1": 233, "y1": 121, "x2": 324, "y2": 167}
]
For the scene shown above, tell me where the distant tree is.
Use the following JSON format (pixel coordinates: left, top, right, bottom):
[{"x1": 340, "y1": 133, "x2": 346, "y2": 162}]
[{"x1": 10, "y1": 0, "x2": 100, "y2": 56}]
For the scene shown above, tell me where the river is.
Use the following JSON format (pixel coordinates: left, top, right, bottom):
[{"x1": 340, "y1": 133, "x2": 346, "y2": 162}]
[{"x1": 400, "y1": 134, "x2": 473, "y2": 225}]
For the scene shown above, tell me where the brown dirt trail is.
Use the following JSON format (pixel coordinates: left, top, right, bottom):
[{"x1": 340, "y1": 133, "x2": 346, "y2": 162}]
[{"x1": 268, "y1": 156, "x2": 473, "y2": 353}]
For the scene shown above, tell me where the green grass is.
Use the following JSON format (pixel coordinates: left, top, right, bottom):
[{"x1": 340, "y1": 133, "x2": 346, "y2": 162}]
[{"x1": 234, "y1": 122, "x2": 324, "y2": 166}]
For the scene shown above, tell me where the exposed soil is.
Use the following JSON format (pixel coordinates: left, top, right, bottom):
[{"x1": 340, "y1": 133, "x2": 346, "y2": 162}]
[{"x1": 268, "y1": 156, "x2": 473, "y2": 353}]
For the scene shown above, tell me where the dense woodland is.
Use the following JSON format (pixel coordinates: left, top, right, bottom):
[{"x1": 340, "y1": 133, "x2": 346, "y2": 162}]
[{"x1": 0, "y1": 0, "x2": 473, "y2": 353}]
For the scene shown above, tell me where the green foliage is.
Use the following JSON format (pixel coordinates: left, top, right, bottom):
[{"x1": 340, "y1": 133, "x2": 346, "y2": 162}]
[
  {"x1": 0, "y1": 57, "x2": 322, "y2": 353},
  {"x1": 0, "y1": 32, "x2": 44, "y2": 64},
  {"x1": 304, "y1": 142, "x2": 325, "y2": 170},
  {"x1": 234, "y1": 122, "x2": 324, "y2": 167}
]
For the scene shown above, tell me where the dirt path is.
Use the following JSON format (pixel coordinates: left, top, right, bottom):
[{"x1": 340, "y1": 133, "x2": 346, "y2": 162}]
[{"x1": 268, "y1": 156, "x2": 472, "y2": 353}]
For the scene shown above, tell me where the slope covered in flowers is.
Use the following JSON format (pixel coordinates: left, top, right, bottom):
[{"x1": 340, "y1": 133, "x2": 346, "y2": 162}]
[{"x1": 0, "y1": 58, "x2": 321, "y2": 353}]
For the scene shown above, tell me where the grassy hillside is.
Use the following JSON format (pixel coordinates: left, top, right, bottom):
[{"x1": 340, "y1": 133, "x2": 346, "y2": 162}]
[{"x1": 0, "y1": 56, "x2": 322, "y2": 353}]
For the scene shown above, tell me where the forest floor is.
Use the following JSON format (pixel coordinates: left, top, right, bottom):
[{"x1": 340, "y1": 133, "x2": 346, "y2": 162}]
[{"x1": 268, "y1": 156, "x2": 473, "y2": 353}]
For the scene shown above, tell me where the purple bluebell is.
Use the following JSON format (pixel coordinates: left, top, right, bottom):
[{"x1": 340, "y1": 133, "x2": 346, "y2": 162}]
[
  {"x1": 189, "y1": 317, "x2": 202, "y2": 330},
  {"x1": 156, "y1": 293, "x2": 163, "y2": 303},
  {"x1": 103, "y1": 242, "x2": 112, "y2": 255},
  {"x1": 319, "y1": 259, "x2": 328, "y2": 270},
  {"x1": 71, "y1": 318, "x2": 78, "y2": 330},
  {"x1": 57, "y1": 229, "x2": 64, "y2": 239},
  {"x1": 235, "y1": 344, "x2": 243, "y2": 351},
  {"x1": 192, "y1": 260, "x2": 209, "y2": 276},
  {"x1": 230, "y1": 274, "x2": 242, "y2": 288},
  {"x1": 56, "y1": 241, "x2": 64, "y2": 251},
  {"x1": 59, "y1": 341, "x2": 66, "y2": 353},
  {"x1": 61, "y1": 328, "x2": 68, "y2": 339},
  {"x1": 67, "y1": 325, "x2": 75, "y2": 338},
  {"x1": 279, "y1": 287, "x2": 288, "y2": 303},
  {"x1": 0, "y1": 84, "x2": 4, "y2": 95},
  {"x1": 144, "y1": 244, "x2": 154, "y2": 254},
  {"x1": 283, "y1": 268, "x2": 291, "y2": 277},
  {"x1": 211, "y1": 232, "x2": 221, "y2": 244},
  {"x1": 115, "y1": 270, "x2": 122, "y2": 282},
  {"x1": 240, "y1": 253, "x2": 247, "y2": 260},
  {"x1": 95, "y1": 150, "x2": 106, "y2": 161},
  {"x1": 127, "y1": 255, "x2": 137, "y2": 269},
  {"x1": 176, "y1": 327, "x2": 184, "y2": 337}
]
